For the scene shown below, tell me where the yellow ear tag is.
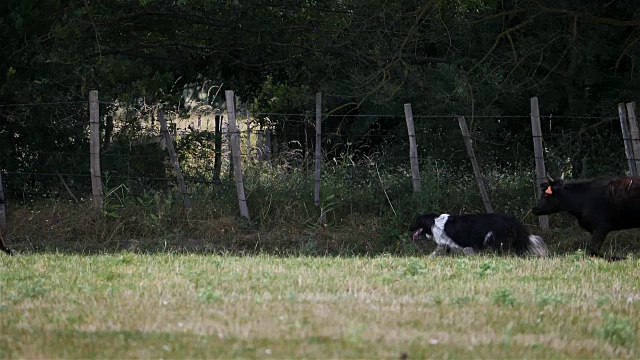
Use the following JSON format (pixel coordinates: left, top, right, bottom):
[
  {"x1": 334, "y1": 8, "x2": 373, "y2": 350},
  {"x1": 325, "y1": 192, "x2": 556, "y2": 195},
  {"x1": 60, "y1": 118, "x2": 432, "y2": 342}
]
[{"x1": 545, "y1": 186, "x2": 553, "y2": 195}]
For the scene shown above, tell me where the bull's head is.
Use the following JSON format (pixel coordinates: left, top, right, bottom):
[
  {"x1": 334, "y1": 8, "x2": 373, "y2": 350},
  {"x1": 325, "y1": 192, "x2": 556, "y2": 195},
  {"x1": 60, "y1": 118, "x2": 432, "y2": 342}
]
[{"x1": 532, "y1": 173, "x2": 565, "y2": 215}]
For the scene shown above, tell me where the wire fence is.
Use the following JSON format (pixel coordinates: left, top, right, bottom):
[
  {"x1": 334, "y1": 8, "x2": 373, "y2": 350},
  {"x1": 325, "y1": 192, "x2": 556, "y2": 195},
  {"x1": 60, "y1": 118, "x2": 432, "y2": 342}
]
[{"x1": 1, "y1": 98, "x2": 639, "y2": 222}]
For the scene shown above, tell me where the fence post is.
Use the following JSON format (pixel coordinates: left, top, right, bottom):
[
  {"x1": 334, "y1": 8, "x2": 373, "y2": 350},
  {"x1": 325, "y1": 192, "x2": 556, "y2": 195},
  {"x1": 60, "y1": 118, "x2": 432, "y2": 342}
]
[
  {"x1": 530, "y1": 96, "x2": 549, "y2": 230},
  {"x1": 213, "y1": 112, "x2": 222, "y2": 181},
  {"x1": 618, "y1": 103, "x2": 637, "y2": 175},
  {"x1": 625, "y1": 102, "x2": 640, "y2": 174},
  {"x1": 314, "y1": 92, "x2": 322, "y2": 207},
  {"x1": 225, "y1": 90, "x2": 250, "y2": 220},
  {"x1": 246, "y1": 110, "x2": 252, "y2": 158},
  {"x1": 403, "y1": 103, "x2": 421, "y2": 192},
  {"x1": 157, "y1": 109, "x2": 192, "y2": 211},
  {"x1": 0, "y1": 172, "x2": 6, "y2": 228},
  {"x1": 457, "y1": 116, "x2": 494, "y2": 213},
  {"x1": 89, "y1": 90, "x2": 103, "y2": 211},
  {"x1": 265, "y1": 128, "x2": 272, "y2": 162},
  {"x1": 227, "y1": 115, "x2": 234, "y2": 180}
]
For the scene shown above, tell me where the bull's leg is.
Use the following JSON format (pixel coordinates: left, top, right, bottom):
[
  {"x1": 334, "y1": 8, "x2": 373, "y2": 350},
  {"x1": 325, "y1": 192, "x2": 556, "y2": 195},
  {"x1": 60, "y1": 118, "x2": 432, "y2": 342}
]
[
  {"x1": 587, "y1": 229, "x2": 607, "y2": 256},
  {"x1": 588, "y1": 229, "x2": 623, "y2": 261},
  {"x1": 0, "y1": 235, "x2": 13, "y2": 256}
]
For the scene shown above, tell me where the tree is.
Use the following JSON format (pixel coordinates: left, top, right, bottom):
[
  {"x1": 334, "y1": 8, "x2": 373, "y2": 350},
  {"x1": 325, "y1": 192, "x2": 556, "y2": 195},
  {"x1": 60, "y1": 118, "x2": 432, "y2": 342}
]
[{"x1": 1, "y1": 0, "x2": 638, "y2": 191}]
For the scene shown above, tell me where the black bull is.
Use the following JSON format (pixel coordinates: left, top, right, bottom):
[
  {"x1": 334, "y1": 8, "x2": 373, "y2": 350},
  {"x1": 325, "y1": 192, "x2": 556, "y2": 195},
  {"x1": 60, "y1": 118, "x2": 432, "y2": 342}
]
[{"x1": 532, "y1": 176, "x2": 640, "y2": 258}]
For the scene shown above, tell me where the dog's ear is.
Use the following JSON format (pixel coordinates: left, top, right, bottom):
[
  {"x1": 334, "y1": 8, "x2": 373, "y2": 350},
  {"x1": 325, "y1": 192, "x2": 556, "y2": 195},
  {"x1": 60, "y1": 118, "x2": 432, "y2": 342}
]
[
  {"x1": 409, "y1": 214, "x2": 425, "y2": 231},
  {"x1": 415, "y1": 214, "x2": 436, "y2": 230},
  {"x1": 408, "y1": 221, "x2": 419, "y2": 232},
  {"x1": 410, "y1": 213, "x2": 438, "y2": 237}
]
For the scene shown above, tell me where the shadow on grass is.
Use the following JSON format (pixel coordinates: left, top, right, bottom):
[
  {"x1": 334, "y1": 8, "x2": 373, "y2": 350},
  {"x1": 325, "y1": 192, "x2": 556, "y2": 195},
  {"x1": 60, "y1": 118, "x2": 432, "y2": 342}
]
[
  {"x1": 1, "y1": 198, "x2": 639, "y2": 258},
  {"x1": 3, "y1": 217, "x2": 639, "y2": 259}
]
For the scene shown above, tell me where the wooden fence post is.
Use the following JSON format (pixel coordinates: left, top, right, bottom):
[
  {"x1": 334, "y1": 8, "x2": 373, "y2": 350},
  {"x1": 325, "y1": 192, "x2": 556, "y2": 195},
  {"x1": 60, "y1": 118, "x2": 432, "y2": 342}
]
[
  {"x1": 227, "y1": 128, "x2": 233, "y2": 180},
  {"x1": 89, "y1": 90, "x2": 103, "y2": 211},
  {"x1": 625, "y1": 102, "x2": 640, "y2": 174},
  {"x1": 403, "y1": 103, "x2": 421, "y2": 192},
  {"x1": 314, "y1": 92, "x2": 322, "y2": 207},
  {"x1": 458, "y1": 116, "x2": 494, "y2": 214},
  {"x1": 618, "y1": 103, "x2": 637, "y2": 175},
  {"x1": 213, "y1": 112, "x2": 222, "y2": 181},
  {"x1": 0, "y1": 172, "x2": 6, "y2": 228},
  {"x1": 246, "y1": 110, "x2": 252, "y2": 158},
  {"x1": 157, "y1": 109, "x2": 192, "y2": 211},
  {"x1": 225, "y1": 90, "x2": 250, "y2": 220},
  {"x1": 530, "y1": 97, "x2": 549, "y2": 230}
]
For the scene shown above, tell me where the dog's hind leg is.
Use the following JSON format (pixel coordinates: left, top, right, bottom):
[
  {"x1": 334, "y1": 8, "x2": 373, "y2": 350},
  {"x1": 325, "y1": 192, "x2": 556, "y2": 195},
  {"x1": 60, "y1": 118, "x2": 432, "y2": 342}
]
[
  {"x1": 462, "y1": 247, "x2": 476, "y2": 255},
  {"x1": 429, "y1": 244, "x2": 448, "y2": 258}
]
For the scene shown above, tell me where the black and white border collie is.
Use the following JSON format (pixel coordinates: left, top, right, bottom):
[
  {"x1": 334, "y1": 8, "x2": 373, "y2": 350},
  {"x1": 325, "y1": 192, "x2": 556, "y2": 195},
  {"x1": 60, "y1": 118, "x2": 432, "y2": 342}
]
[{"x1": 409, "y1": 213, "x2": 547, "y2": 257}]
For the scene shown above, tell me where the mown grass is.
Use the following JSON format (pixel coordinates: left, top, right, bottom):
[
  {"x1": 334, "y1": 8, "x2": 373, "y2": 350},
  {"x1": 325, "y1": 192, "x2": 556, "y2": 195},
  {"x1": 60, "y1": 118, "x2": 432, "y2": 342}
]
[{"x1": 1, "y1": 254, "x2": 638, "y2": 359}]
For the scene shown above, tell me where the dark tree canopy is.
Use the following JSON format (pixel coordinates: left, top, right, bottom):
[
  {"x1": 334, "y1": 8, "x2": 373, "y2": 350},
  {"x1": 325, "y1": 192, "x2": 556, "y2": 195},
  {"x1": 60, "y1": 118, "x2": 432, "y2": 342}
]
[{"x1": 1, "y1": 0, "x2": 639, "y2": 180}]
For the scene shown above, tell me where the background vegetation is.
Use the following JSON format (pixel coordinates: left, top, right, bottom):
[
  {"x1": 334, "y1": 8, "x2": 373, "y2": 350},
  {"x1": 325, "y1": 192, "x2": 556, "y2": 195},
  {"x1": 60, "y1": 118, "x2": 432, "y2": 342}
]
[
  {"x1": 2, "y1": 3, "x2": 639, "y2": 358},
  {"x1": 0, "y1": 0, "x2": 639, "y2": 255}
]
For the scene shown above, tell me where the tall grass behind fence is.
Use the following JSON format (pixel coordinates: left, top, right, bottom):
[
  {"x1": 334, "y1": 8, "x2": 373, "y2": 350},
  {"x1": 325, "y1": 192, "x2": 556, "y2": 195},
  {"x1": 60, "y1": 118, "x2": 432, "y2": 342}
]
[
  {"x1": 0, "y1": 108, "x2": 632, "y2": 215},
  {"x1": 0, "y1": 97, "x2": 638, "y2": 254}
]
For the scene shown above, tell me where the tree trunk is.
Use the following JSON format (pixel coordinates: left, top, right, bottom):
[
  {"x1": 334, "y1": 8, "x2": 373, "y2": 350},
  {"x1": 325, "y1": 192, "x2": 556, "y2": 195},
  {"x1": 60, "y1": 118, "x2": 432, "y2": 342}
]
[
  {"x1": 103, "y1": 115, "x2": 113, "y2": 150},
  {"x1": 566, "y1": 15, "x2": 584, "y2": 177}
]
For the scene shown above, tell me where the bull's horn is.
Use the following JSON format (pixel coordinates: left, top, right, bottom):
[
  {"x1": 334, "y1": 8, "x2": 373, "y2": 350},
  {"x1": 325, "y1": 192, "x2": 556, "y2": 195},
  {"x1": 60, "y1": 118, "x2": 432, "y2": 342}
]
[
  {"x1": 560, "y1": 172, "x2": 565, "y2": 180},
  {"x1": 546, "y1": 173, "x2": 554, "y2": 182}
]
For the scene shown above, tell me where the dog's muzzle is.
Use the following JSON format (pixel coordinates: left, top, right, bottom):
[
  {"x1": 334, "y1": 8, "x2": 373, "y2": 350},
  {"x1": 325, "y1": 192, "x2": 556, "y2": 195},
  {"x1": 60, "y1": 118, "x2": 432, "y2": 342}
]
[{"x1": 411, "y1": 228, "x2": 423, "y2": 242}]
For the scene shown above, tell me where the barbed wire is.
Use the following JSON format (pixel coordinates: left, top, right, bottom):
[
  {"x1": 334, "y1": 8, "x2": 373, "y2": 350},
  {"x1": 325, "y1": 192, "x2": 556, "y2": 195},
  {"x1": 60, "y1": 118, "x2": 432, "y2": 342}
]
[
  {"x1": 0, "y1": 100, "x2": 623, "y2": 121},
  {"x1": 3, "y1": 132, "x2": 635, "y2": 159},
  {"x1": 0, "y1": 101, "x2": 89, "y2": 107},
  {"x1": 2, "y1": 103, "x2": 636, "y2": 203},
  {"x1": 255, "y1": 111, "x2": 621, "y2": 120},
  {"x1": 3, "y1": 171, "x2": 236, "y2": 185}
]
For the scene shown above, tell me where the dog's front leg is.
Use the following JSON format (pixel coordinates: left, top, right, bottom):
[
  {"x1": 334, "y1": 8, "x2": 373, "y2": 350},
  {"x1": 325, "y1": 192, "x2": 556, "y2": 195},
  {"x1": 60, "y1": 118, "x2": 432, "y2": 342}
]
[{"x1": 429, "y1": 244, "x2": 448, "y2": 257}]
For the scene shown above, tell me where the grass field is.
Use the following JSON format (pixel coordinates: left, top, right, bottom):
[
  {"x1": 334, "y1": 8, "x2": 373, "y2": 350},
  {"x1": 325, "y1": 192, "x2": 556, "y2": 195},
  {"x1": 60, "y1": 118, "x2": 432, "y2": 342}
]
[{"x1": 1, "y1": 253, "x2": 639, "y2": 359}]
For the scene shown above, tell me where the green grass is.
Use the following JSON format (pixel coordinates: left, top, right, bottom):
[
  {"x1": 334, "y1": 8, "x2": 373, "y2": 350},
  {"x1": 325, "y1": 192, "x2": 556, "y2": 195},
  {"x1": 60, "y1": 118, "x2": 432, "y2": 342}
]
[{"x1": 1, "y1": 254, "x2": 639, "y2": 359}]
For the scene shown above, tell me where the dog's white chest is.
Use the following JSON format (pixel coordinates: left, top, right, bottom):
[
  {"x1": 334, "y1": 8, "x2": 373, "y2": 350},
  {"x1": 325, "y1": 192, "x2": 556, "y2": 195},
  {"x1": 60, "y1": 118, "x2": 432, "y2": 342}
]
[{"x1": 431, "y1": 214, "x2": 462, "y2": 250}]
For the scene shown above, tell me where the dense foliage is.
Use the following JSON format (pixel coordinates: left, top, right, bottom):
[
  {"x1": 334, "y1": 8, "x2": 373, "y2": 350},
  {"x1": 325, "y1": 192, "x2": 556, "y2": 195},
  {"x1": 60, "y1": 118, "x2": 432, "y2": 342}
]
[{"x1": 1, "y1": 0, "x2": 639, "y2": 194}]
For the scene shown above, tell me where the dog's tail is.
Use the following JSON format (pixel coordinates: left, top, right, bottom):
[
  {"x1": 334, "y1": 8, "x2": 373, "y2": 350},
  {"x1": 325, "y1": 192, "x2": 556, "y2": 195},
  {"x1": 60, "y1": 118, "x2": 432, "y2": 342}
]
[{"x1": 526, "y1": 235, "x2": 548, "y2": 257}]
